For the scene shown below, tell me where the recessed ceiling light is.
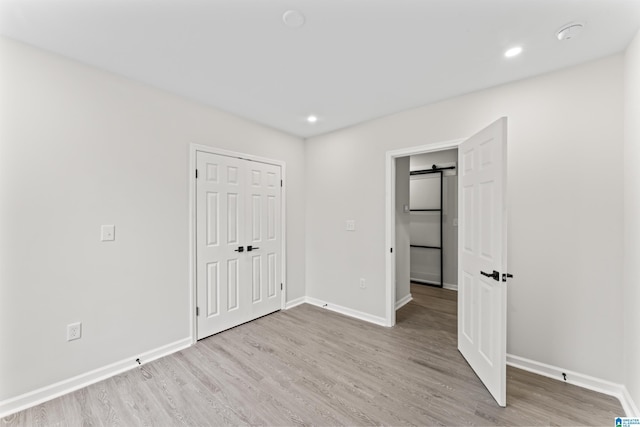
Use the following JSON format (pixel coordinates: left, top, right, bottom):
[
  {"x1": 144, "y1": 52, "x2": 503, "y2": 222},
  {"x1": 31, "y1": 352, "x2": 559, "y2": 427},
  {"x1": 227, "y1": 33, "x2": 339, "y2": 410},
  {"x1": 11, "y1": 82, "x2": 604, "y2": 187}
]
[
  {"x1": 283, "y1": 10, "x2": 305, "y2": 28},
  {"x1": 306, "y1": 115, "x2": 318, "y2": 123},
  {"x1": 557, "y1": 23, "x2": 584, "y2": 41},
  {"x1": 504, "y1": 46, "x2": 523, "y2": 58}
]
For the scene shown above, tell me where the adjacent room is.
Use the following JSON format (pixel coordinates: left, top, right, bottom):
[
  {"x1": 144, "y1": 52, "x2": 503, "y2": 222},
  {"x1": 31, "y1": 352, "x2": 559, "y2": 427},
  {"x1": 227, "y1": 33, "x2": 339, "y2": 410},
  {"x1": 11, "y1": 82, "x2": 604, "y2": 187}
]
[{"x1": 1, "y1": 0, "x2": 640, "y2": 425}]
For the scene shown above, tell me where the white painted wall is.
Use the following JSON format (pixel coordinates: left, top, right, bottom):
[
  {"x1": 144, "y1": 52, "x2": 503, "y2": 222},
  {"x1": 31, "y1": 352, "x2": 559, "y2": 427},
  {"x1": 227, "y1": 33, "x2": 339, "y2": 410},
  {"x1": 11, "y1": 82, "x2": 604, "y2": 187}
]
[
  {"x1": 0, "y1": 37, "x2": 306, "y2": 402},
  {"x1": 394, "y1": 157, "x2": 410, "y2": 304},
  {"x1": 623, "y1": 28, "x2": 640, "y2": 415},
  {"x1": 306, "y1": 55, "x2": 624, "y2": 383},
  {"x1": 409, "y1": 150, "x2": 458, "y2": 287}
]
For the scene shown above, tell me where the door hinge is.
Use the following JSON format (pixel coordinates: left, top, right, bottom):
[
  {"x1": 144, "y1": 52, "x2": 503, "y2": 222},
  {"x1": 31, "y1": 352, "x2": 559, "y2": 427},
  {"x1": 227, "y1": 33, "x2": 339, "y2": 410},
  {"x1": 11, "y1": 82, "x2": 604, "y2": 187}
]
[
  {"x1": 195, "y1": 169, "x2": 199, "y2": 179},
  {"x1": 196, "y1": 307, "x2": 199, "y2": 316},
  {"x1": 390, "y1": 248, "x2": 393, "y2": 253},
  {"x1": 280, "y1": 283, "x2": 283, "y2": 290},
  {"x1": 280, "y1": 179, "x2": 283, "y2": 187}
]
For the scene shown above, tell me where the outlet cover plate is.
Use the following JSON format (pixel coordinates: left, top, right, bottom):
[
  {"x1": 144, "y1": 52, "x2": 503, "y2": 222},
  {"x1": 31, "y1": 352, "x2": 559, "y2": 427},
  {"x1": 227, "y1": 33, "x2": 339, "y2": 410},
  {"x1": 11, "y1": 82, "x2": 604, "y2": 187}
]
[{"x1": 67, "y1": 322, "x2": 82, "y2": 341}]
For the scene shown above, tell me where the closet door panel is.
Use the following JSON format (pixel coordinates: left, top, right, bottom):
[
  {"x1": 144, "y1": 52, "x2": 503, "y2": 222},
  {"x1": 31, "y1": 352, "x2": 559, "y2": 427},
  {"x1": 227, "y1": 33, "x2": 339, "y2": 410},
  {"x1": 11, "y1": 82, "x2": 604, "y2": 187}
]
[{"x1": 197, "y1": 152, "x2": 282, "y2": 339}]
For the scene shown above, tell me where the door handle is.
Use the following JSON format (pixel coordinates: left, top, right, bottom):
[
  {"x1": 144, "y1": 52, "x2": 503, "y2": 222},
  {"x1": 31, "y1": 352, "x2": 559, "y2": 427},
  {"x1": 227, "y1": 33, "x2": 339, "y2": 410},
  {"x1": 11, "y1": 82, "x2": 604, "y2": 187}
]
[
  {"x1": 247, "y1": 246, "x2": 260, "y2": 252},
  {"x1": 234, "y1": 246, "x2": 244, "y2": 252},
  {"x1": 502, "y1": 273, "x2": 513, "y2": 282},
  {"x1": 480, "y1": 270, "x2": 500, "y2": 281}
]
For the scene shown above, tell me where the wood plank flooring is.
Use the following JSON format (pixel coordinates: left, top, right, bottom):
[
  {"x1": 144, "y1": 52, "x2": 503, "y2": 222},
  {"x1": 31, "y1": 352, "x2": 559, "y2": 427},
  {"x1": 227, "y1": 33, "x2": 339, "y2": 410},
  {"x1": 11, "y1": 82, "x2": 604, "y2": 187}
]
[{"x1": 2, "y1": 284, "x2": 623, "y2": 426}]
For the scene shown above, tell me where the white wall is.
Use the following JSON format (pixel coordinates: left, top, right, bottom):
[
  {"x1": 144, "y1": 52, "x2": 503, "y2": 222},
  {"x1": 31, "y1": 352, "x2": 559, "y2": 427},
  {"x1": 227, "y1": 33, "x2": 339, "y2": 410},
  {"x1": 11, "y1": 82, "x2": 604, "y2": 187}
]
[
  {"x1": 409, "y1": 150, "x2": 458, "y2": 286},
  {"x1": 394, "y1": 157, "x2": 410, "y2": 304},
  {"x1": 0, "y1": 37, "x2": 306, "y2": 402},
  {"x1": 306, "y1": 55, "x2": 624, "y2": 383},
  {"x1": 624, "y1": 28, "x2": 640, "y2": 415}
]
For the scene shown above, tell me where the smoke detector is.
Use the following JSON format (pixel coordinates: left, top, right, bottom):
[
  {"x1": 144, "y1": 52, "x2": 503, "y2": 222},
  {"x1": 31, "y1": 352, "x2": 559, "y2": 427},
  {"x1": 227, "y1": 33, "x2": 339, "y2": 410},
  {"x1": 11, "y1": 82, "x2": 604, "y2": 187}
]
[{"x1": 557, "y1": 23, "x2": 584, "y2": 41}]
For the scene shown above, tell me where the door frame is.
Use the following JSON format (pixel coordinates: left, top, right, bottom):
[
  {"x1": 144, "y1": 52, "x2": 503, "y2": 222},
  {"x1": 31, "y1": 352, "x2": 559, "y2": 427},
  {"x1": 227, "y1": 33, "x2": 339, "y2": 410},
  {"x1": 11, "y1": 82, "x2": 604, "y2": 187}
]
[
  {"x1": 385, "y1": 138, "x2": 464, "y2": 327},
  {"x1": 189, "y1": 144, "x2": 287, "y2": 343}
]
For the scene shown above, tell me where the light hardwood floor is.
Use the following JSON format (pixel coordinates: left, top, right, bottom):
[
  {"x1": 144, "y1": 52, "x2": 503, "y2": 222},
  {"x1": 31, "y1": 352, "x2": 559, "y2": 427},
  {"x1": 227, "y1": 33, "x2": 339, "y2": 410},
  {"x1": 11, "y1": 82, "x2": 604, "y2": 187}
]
[{"x1": 3, "y1": 284, "x2": 623, "y2": 426}]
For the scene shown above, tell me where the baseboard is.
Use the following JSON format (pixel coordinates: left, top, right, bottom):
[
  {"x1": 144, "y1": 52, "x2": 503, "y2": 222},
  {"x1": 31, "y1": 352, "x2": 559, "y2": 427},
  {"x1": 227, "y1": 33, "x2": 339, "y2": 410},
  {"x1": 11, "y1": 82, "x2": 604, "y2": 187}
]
[
  {"x1": 507, "y1": 354, "x2": 637, "y2": 417},
  {"x1": 621, "y1": 386, "x2": 640, "y2": 417},
  {"x1": 284, "y1": 296, "x2": 306, "y2": 309},
  {"x1": 442, "y1": 282, "x2": 458, "y2": 291},
  {"x1": 0, "y1": 337, "x2": 192, "y2": 418},
  {"x1": 410, "y1": 278, "x2": 458, "y2": 291},
  {"x1": 305, "y1": 297, "x2": 388, "y2": 327},
  {"x1": 395, "y1": 294, "x2": 413, "y2": 310}
]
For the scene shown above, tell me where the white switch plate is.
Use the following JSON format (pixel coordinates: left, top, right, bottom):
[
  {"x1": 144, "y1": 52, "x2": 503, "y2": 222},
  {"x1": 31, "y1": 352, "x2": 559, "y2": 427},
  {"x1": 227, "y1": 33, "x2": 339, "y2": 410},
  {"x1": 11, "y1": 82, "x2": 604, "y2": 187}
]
[
  {"x1": 101, "y1": 225, "x2": 115, "y2": 241},
  {"x1": 345, "y1": 220, "x2": 356, "y2": 231},
  {"x1": 67, "y1": 322, "x2": 82, "y2": 341}
]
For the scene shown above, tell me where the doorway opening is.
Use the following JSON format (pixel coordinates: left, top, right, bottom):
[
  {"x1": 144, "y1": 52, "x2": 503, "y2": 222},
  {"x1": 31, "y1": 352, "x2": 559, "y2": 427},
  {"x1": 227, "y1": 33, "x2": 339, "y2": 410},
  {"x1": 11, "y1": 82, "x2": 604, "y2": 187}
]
[
  {"x1": 394, "y1": 148, "x2": 460, "y2": 315},
  {"x1": 384, "y1": 139, "x2": 464, "y2": 327}
]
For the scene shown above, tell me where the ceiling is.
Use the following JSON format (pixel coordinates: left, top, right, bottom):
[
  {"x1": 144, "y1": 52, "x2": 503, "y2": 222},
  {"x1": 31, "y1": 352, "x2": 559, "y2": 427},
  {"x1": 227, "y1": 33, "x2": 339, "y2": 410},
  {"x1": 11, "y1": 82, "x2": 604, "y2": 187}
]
[{"x1": 1, "y1": 0, "x2": 639, "y2": 138}]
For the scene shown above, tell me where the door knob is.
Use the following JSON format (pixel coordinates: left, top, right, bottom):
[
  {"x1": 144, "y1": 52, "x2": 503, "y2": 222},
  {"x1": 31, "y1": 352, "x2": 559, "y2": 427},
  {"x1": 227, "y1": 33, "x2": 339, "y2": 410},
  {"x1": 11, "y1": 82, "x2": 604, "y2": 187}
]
[
  {"x1": 480, "y1": 270, "x2": 500, "y2": 281},
  {"x1": 234, "y1": 246, "x2": 244, "y2": 252}
]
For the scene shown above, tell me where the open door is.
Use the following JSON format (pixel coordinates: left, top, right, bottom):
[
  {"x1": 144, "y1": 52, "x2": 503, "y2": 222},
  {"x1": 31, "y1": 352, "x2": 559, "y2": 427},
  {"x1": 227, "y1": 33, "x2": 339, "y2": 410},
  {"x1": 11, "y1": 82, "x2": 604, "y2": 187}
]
[{"x1": 458, "y1": 117, "x2": 508, "y2": 407}]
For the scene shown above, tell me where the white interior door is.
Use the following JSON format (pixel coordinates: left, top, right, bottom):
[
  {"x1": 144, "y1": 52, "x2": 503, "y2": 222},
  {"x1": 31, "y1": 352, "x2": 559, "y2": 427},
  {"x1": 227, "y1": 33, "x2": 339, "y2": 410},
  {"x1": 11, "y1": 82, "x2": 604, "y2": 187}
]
[
  {"x1": 196, "y1": 151, "x2": 282, "y2": 340},
  {"x1": 458, "y1": 117, "x2": 508, "y2": 407},
  {"x1": 245, "y1": 161, "x2": 282, "y2": 319}
]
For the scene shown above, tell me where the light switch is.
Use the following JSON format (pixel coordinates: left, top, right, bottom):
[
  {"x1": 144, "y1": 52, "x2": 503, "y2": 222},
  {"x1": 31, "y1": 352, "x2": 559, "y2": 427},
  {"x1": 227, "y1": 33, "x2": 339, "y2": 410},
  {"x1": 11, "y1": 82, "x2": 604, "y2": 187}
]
[
  {"x1": 345, "y1": 220, "x2": 356, "y2": 231},
  {"x1": 101, "y1": 225, "x2": 115, "y2": 241}
]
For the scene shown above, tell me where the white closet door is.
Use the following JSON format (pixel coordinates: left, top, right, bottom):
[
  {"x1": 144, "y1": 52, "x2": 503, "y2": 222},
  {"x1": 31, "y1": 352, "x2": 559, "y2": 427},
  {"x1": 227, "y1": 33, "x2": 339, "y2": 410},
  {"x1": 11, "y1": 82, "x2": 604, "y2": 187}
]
[
  {"x1": 458, "y1": 117, "x2": 508, "y2": 407},
  {"x1": 245, "y1": 161, "x2": 282, "y2": 319},
  {"x1": 196, "y1": 151, "x2": 282, "y2": 340}
]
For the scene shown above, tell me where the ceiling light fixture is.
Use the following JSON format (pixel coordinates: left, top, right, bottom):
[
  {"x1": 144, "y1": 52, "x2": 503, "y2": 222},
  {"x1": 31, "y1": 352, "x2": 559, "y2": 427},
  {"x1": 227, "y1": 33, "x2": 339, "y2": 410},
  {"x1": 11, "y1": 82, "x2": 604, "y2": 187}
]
[
  {"x1": 283, "y1": 10, "x2": 305, "y2": 28},
  {"x1": 557, "y1": 23, "x2": 584, "y2": 41},
  {"x1": 306, "y1": 115, "x2": 318, "y2": 123},
  {"x1": 504, "y1": 46, "x2": 523, "y2": 58}
]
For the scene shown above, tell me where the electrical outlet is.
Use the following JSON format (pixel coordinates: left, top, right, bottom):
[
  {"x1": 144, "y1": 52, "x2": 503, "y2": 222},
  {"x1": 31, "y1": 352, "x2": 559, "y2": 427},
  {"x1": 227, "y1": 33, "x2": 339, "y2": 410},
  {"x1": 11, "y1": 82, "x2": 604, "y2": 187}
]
[
  {"x1": 345, "y1": 220, "x2": 356, "y2": 231},
  {"x1": 67, "y1": 322, "x2": 82, "y2": 341},
  {"x1": 359, "y1": 278, "x2": 366, "y2": 289}
]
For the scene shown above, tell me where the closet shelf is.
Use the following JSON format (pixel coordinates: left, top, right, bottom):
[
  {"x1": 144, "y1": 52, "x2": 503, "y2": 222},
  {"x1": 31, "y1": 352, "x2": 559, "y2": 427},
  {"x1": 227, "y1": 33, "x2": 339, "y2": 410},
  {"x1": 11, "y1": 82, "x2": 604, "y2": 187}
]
[
  {"x1": 410, "y1": 245, "x2": 442, "y2": 249},
  {"x1": 410, "y1": 209, "x2": 441, "y2": 212}
]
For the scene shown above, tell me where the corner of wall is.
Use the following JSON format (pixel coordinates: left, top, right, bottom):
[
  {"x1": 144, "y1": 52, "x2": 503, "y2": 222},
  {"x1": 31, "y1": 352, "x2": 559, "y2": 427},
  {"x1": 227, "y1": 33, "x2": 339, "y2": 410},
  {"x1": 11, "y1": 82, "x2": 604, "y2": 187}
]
[{"x1": 623, "y1": 27, "x2": 640, "y2": 417}]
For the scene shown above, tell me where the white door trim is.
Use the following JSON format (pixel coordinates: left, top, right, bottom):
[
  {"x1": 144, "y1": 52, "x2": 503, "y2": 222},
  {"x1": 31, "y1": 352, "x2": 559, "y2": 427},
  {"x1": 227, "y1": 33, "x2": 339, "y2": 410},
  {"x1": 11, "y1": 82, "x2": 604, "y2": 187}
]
[
  {"x1": 384, "y1": 138, "x2": 465, "y2": 327},
  {"x1": 189, "y1": 144, "x2": 287, "y2": 343}
]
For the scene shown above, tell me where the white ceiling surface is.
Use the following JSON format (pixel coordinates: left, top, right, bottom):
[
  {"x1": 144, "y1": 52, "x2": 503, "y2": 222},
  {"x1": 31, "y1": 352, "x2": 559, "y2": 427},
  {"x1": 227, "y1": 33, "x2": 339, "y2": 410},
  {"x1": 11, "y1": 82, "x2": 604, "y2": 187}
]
[{"x1": 1, "y1": 1, "x2": 639, "y2": 138}]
